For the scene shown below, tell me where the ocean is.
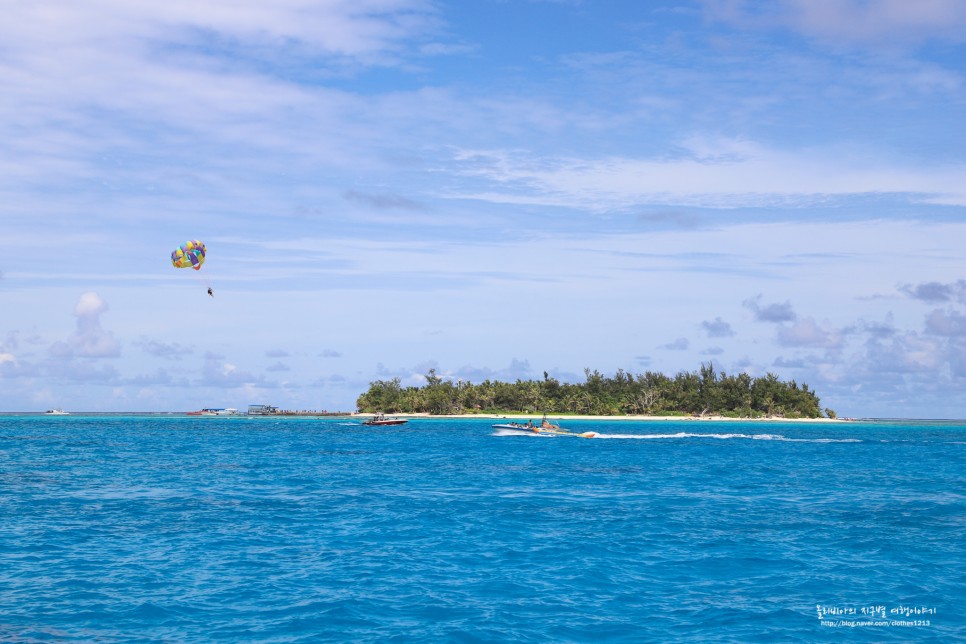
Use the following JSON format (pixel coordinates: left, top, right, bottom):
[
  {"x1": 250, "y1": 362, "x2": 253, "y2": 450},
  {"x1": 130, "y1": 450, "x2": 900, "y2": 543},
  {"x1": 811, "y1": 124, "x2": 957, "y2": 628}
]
[{"x1": 1, "y1": 415, "x2": 962, "y2": 642}]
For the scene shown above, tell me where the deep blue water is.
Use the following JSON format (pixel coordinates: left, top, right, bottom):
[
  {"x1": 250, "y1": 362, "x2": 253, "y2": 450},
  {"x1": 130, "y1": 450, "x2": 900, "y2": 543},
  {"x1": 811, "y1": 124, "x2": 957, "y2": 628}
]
[{"x1": 0, "y1": 415, "x2": 963, "y2": 642}]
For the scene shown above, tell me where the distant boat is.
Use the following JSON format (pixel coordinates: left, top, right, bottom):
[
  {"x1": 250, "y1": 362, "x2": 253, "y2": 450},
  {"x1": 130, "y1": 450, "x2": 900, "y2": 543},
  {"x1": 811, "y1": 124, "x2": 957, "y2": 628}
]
[
  {"x1": 44, "y1": 409, "x2": 70, "y2": 416},
  {"x1": 186, "y1": 408, "x2": 239, "y2": 416},
  {"x1": 362, "y1": 413, "x2": 408, "y2": 426},
  {"x1": 493, "y1": 414, "x2": 597, "y2": 438}
]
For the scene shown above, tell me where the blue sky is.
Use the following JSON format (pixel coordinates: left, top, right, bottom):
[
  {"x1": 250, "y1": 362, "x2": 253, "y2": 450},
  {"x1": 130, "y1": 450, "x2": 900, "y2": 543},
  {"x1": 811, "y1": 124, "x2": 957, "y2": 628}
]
[{"x1": 2, "y1": 0, "x2": 966, "y2": 417}]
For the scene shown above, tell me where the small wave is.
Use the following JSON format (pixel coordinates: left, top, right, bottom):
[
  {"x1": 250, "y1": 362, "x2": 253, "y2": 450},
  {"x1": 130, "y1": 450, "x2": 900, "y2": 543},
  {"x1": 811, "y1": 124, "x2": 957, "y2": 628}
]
[
  {"x1": 592, "y1": 432, "x2": 861, "y2": 443},
  {"x1": 493, "y1": 429, "x2": 555, "y2": 438},
  {"x1": 591, "y1": 432, "x2": 766, "y2": 440},
  {"x1": 493, "y1": 429, "x2": 863, "y2": 443}
]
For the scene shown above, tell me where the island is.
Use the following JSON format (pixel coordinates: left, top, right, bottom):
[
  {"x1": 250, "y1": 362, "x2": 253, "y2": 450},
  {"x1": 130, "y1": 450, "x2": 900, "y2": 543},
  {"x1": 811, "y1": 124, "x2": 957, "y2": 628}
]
[{"x1": 356, "y1": 364, "x2": 835, "y2": 419}]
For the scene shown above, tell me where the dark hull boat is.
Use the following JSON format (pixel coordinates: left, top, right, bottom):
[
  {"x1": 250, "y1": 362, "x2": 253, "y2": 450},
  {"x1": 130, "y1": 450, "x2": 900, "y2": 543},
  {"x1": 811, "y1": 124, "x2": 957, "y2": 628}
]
[{"x1": 363, "y1": 413, "x2": 408, "y2": 426}]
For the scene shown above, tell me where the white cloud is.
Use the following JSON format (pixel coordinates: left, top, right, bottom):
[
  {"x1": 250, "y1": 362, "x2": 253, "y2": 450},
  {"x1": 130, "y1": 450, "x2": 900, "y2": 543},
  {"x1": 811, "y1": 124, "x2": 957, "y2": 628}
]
[
  {"x1": 862, "y1": 331, "x2": 946, "y2": 373},
  {"x1": 744, "y1": 296, "x2": 797, "y2": 323},
  {"x1": 777, "y1": 317, "x2": 843, "y2": 349},
  {"x1": 54, "y1": 292, "x2": 121, "y2": 359},
  {"x1": 448, "y1": 141, "x2": 966, "y2": 211},
  {"x1": 200, "y1": 354, "x2": 271, "y2": 388},
  {"x1": 701, "y1": 317, "x2": 735, "y2": 338},
  {"x1": 792, "y1": 0, "x2": 966, "y2": 45},
  {"x1": 0, "y1": 0, "x2": 440, "y2": 202},
  {"x1": 0, "y1": 0, "x2": 436, "y2": 62},
  {"x1": 137, "y1": 338, "x2": 195, "y2": 360},
  {"x1": 901, "y1": 280, "x2": 966, "y2": 305},
  {"x1": 662, "y1": 338, "x2": 691, "y2": 351},
  {"x1": 74, "y1": 292, "x2": 109, "y2": 318},
  {"x1": 704, "y1": 0, "x2": 966, "y2": 47},
  {"x1": 925, "y1": 309, "x2": 966, "y2": 338}
]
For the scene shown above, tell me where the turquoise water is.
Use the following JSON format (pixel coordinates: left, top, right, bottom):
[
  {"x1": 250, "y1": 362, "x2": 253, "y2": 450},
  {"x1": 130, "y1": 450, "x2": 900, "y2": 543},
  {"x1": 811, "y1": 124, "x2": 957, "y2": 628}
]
[{"x1": 1, "y1": 415, "x2": 963, "y2": 642}]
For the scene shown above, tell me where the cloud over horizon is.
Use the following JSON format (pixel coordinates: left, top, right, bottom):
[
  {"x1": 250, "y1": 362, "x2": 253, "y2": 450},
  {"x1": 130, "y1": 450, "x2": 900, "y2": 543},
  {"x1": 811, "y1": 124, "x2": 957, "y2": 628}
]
[{"x1": 49, "y1": 292, "x2": 121, "y2": 359}]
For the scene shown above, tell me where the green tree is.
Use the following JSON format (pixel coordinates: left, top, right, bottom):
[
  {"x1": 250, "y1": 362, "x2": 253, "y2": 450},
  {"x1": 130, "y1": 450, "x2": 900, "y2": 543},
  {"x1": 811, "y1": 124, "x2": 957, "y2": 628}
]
[{"x1": 354, "y1": 365, "x2": 828, "y2": 418}]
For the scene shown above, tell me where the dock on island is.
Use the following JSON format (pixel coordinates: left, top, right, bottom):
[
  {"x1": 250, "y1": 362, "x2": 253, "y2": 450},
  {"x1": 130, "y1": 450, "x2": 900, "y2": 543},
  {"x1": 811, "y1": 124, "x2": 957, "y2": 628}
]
[{"x1": 246, "y1": 404, "x2": 352, "y2": 417}]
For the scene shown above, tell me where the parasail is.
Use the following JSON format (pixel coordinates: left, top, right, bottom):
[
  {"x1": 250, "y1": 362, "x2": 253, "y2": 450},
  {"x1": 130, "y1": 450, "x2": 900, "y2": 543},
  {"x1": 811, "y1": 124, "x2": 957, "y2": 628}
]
[{"x1": 171, "y1": 240, "x2": 206, "y2": 271}]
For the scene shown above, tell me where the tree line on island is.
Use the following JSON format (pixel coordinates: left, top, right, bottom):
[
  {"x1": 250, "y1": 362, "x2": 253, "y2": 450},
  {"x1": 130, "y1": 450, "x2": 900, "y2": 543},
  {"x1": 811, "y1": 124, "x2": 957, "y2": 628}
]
[{"x1": 356, "y1": 364, "x2": 836, "y2": 419}]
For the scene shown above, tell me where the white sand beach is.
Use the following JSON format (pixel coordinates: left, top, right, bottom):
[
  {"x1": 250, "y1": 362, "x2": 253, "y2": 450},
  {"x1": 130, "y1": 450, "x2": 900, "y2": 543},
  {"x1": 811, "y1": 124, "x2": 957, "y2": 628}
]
[{"x1": 361, "y1": 412, "x2": 847, "y2": 423}]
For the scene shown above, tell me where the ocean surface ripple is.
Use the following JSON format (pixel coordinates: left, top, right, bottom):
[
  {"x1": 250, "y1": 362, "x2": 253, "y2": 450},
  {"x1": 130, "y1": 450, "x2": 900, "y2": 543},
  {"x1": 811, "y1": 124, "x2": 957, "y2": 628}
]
[{"x1": 1, "y1": 416, "x2": 963, "y2": 642}]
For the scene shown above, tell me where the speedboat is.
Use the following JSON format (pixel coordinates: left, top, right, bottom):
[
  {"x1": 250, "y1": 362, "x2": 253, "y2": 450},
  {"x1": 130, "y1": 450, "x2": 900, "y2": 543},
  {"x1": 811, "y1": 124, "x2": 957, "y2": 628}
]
[
  {"x1": 492, "y1": 421, "x2": 535, "y2": 430},
  {"x1": 44, "y1": 409, "x2": 70, "y2": 415},
  {"x1": 493, "y1": 415, "x2": 597, "y2": 438},
  {"x1": 362, "y1": 413, "x2": 408, "y2": 426},
  {"x1": 187, "y1": 408, "x2": 239, "y2": 416}
]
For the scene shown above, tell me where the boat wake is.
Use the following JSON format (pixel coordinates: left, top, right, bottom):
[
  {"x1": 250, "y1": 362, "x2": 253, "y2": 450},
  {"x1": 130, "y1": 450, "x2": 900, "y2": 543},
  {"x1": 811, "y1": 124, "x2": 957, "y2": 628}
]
[
  {"x1": 493, "y1": 429, "x2": 860, "y2": 443},
  {"x1": 492, "y1": 428, "x2": 595, "y2": 438},
  {"x1": 590, "y1": 432, "x2": 861, "y2": 442}
]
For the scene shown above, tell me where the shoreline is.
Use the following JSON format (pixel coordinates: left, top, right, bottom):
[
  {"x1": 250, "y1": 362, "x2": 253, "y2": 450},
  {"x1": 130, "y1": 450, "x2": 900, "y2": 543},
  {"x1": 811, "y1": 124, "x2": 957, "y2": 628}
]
[
  {"x1": 371, "y1": 412, "x2": 849, "y2": 423},
  {"x1": 7, "y1": 411, "x2": 849, "y2": 422}
]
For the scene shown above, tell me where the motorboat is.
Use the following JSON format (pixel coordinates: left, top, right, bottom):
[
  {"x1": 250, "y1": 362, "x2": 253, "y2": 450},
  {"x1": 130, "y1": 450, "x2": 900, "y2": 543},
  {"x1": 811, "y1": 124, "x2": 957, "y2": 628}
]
[
  {"x1": 187, "y1": 408, "x2": 239, "y2": 416},
  {"x1": 492, "y1": 421, "x2": 535, "y2": 430},
  {"x1": 493, "y1": 414, "x2": 597, "y2": 438},
  {"x1": 362, "y1": 413, "x2": 408, "y2": 426},
  {"x1": 44, "y1": 409, "x2": 70, "y2": 415}
]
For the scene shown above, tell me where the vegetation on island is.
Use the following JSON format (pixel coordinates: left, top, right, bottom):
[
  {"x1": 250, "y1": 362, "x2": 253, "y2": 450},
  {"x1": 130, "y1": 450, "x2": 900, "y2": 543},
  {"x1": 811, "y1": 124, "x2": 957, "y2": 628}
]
[{"x1": 356, "y1": 364, "x2": 834, "y2": 419}]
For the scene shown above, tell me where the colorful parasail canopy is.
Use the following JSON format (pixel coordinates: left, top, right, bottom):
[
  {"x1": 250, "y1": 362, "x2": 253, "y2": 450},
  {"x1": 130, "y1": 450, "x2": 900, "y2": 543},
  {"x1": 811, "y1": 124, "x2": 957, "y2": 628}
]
[{"x1": 171, "y1": 240, "x2": 206, "y2": 270}]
